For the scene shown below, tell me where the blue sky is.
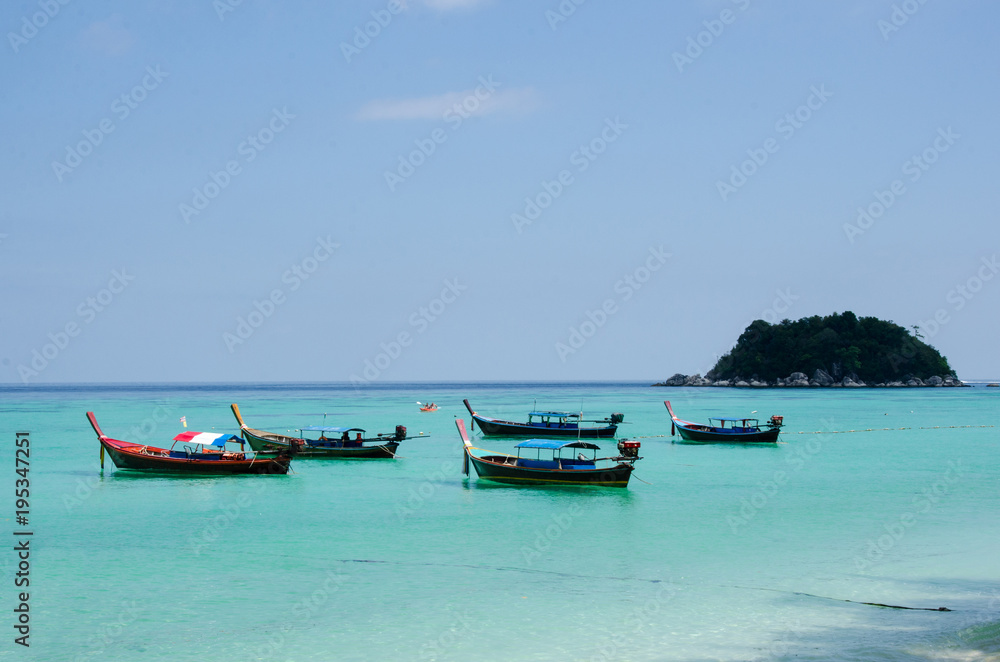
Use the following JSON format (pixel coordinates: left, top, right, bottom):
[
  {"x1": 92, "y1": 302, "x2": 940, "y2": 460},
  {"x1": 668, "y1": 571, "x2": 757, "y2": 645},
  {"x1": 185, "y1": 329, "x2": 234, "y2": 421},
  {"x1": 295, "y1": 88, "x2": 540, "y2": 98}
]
[{"x1": 2, "y1": 0, "x2": 998, "y2": 383}]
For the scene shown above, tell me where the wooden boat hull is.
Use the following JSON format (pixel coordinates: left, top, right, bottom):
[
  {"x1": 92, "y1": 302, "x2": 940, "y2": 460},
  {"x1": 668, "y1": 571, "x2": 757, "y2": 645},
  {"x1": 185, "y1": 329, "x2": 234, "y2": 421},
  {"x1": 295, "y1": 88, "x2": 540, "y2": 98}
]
[
  {"x1": 468, "y1": 454, "x2": 633, "y2": 486},
  {"x1": 664, "y1": 400, "x2": 780, "y2": 443},
  {"x1": 100, "y1": 439, "x2": 290, "y2": 474},
  {"x1": 456, "y1": 417, "x2": 634, "y2": 487},
  {"x1": 241, "y1": 427, "x2": 399, "y2": 458},
  {"x1": 233, "y1": 405, "x2": 399, "y2": 458},
  {"x1": 464, "y1": 401, "x2": 617, "y2": 438},
  {"x1": 673, "y1": 425, "x2": 780, "y2": 443},
  {"x1": 471, "y1": 415, "x2": 616, "y2": 438}
]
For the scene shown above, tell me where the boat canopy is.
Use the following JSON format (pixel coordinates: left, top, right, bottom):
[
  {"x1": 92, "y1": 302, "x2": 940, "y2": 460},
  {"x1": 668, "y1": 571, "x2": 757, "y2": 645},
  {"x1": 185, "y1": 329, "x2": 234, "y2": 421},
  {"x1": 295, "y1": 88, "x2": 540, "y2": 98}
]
[
  {"x1": 713, "y1": 416, "x2": 758, "y2": 422},
  {"x1": 172, "y1": 431, "x2": 240, "y2": 447},
  {"x1": 515, "y1": 439, "x2": 600, "y2": 451},
  {"x1": 528, "y1": 411, "x2": 581, "y2": 418},
  {"x1": 299, "y1": 426, "x2": 365, "y2": 433}
]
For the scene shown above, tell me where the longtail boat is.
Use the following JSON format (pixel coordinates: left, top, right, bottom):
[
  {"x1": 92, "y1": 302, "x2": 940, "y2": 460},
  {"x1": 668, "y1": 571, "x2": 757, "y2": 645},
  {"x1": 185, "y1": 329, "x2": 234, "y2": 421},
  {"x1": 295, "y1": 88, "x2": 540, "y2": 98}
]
[
  {"x1": 456, "y1": 418, "x2": 641, "y2": 487},
  {"x1": 462, "y1": 399, "x2": 622, "y2": 438},
  {"x1": 231, "y1": 403, "x2": 412, "y2": 458},
  {"x1": 87, "y1": 412, "x2": 291, "y2": 475},
  {"x1": 664, "y1": 400, "x2": 783, "y2": 443}
]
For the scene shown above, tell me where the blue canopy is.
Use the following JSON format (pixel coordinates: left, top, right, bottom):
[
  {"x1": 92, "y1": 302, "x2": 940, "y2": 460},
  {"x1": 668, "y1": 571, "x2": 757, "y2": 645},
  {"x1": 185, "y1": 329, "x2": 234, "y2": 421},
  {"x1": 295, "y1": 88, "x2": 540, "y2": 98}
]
[
  {"x1": 172, "y1": 431, "x2": 240, "y2": 447},
  {"x1": 299, "y1": 426, "x2": 365, "y2": 433},
  {"x1": 712, "y1": 416, "x2": 758, "y2": 422},
  {"x1": 515, "y1": 439, "x2": 600, "y2": 451},
  {"x1": 527, "y1": 411, "x2": 580, "y2": 418}
]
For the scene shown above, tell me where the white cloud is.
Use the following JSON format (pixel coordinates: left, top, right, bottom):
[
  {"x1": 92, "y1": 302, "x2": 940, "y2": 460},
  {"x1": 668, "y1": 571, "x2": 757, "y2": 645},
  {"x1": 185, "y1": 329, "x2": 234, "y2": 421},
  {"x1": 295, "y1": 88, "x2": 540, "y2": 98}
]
[
  {"x1": 79, "y1": 14, "x2": 136, "y2": 56},
  {"x1": 356, "y1": 86, "x2": 538, "y2": 121}
]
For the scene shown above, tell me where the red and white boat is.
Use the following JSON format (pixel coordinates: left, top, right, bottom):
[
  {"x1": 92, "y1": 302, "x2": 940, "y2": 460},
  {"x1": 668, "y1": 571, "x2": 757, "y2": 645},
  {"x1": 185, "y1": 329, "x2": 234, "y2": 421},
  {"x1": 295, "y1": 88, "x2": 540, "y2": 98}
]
[{"x1": 87, "y1": 412, "x2": 292, "y2": 475}]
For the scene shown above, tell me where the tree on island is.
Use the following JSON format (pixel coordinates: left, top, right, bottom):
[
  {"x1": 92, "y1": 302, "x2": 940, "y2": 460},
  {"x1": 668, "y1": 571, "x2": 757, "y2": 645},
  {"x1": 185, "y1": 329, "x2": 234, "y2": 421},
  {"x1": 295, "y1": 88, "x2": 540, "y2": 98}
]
[{"x1": 706, "y1": 311, "x2": 955, "y2": 384}]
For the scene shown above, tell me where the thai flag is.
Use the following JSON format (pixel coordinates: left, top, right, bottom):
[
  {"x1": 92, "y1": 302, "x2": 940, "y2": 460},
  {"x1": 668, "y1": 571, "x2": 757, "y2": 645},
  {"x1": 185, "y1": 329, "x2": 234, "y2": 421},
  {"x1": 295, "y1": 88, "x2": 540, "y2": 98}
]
[{"x1": 180, "y1": 416, "x2": 187, "y2": 428}]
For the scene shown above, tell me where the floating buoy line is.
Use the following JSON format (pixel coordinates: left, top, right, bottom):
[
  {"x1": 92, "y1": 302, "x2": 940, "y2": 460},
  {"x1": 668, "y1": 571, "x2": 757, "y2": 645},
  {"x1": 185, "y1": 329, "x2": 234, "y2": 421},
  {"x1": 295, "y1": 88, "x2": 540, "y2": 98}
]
[
  {"x1": 794, "y1": 425, "x2": 994, "y2": 434},
  {"x1": 632, "y1": 424, "x2": 993, "y2": 439}
]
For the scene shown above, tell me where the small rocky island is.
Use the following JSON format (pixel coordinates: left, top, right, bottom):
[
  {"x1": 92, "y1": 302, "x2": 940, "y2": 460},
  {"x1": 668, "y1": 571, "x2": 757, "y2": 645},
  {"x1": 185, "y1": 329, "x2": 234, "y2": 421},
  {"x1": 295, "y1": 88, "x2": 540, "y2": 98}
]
[{"x1": 655, "y1": 312, "x2": 964, "y2": 388}]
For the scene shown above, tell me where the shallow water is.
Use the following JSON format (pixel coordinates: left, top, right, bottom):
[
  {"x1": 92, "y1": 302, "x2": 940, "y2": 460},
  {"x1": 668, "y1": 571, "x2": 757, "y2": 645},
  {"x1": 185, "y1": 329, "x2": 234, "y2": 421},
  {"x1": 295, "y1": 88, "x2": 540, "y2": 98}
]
[{"x1": 1, "y1": 382, "x2": 998, "y2": 661}]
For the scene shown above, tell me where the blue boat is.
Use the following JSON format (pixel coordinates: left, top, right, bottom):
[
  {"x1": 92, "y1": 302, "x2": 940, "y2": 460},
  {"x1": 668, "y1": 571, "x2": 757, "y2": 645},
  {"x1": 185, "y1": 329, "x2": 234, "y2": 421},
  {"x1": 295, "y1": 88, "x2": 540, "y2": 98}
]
[
  {"x1": 463, "y1": 399, "x2": 622, "y2": 438},
  {"x1": 665, "y1": 401, "x2": 783, "y2": 443},
  {"x1": 457, "y1": 419, "x2": 641, "y2": 486}
]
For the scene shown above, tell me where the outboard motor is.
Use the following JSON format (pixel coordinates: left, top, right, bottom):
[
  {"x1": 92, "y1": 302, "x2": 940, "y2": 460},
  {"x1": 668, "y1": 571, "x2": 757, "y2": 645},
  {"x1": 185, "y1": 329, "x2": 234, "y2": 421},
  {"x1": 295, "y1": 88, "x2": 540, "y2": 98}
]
[
  {"x1": 609, "y1": 413, "x2": 625, "y2": 425},
  {"x1": 767, "y1": 415, "x2": 784, "y2": 428},
  {"x1": 394, "y1": 425, "x2": 407, "y2": 441},
  {"x1": 617, "y1": 439, "x2": 640, "y2": 459}
]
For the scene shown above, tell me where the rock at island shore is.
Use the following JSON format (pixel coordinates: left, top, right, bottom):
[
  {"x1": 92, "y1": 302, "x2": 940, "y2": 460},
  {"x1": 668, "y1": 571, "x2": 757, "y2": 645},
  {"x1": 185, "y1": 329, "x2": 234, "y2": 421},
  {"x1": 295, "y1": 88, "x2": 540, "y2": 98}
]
[
  {"x1": 812, "y1": 369, "x2": 834, "y2": 386},
  {"x1": 653, "y1": 369, "x2": 961, "y2": 388}
]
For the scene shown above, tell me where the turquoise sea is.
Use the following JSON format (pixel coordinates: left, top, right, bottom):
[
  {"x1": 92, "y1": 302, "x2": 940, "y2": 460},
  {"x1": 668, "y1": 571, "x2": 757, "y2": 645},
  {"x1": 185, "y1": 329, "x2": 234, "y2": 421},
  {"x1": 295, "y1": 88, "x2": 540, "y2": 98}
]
[{"x1": 1, "y1": 382, "x2": 998, "y2": 662}]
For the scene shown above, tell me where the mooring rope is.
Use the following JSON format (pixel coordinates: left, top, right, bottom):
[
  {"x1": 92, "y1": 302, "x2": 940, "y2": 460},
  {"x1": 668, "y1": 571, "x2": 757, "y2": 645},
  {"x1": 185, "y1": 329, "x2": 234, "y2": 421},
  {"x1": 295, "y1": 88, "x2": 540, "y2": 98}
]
[
  {"x1": 633, "y1": 425, "x2": 993, "y2": 439},
  {"x1": 794, "y1": 425, "x2": 994, "y2": 434}
]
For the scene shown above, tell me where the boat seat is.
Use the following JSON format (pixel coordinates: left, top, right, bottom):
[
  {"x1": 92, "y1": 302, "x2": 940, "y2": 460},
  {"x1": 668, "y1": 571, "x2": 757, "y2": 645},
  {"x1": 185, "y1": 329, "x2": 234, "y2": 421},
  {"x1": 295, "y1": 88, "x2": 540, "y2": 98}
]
[
  {"x1": 516, "y1": 459, "x2": 559, "y2": 470},
  {"x1": 560, "y1": 459, "x2": 596, "y2": 469}
]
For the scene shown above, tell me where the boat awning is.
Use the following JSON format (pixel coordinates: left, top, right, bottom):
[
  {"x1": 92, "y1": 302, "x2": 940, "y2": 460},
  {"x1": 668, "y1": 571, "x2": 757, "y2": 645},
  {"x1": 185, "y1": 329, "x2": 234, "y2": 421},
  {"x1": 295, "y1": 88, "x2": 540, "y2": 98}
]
[
  {"x1": 299, "y1": 426, "x2": 365, "y2": 433},
  {"x1": 515, "y1": 439, "x2": 600, "y2": 451},
  {"x1": 713, "y1": 416, "x2": 757, "y2": 422},
  {"x1": 172, "y1": 432, "x2": 240, "y2": 447},
  {"x1": 528, "y1": 411, "x2": 580, "y2": 417}
]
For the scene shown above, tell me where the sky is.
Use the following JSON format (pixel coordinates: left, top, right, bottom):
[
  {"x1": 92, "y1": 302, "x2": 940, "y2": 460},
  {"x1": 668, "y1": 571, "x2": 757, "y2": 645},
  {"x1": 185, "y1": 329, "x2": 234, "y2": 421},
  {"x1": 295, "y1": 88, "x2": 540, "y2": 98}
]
[{"x1": 2, "y1": 0, "x2": 998, "y2": 383}]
